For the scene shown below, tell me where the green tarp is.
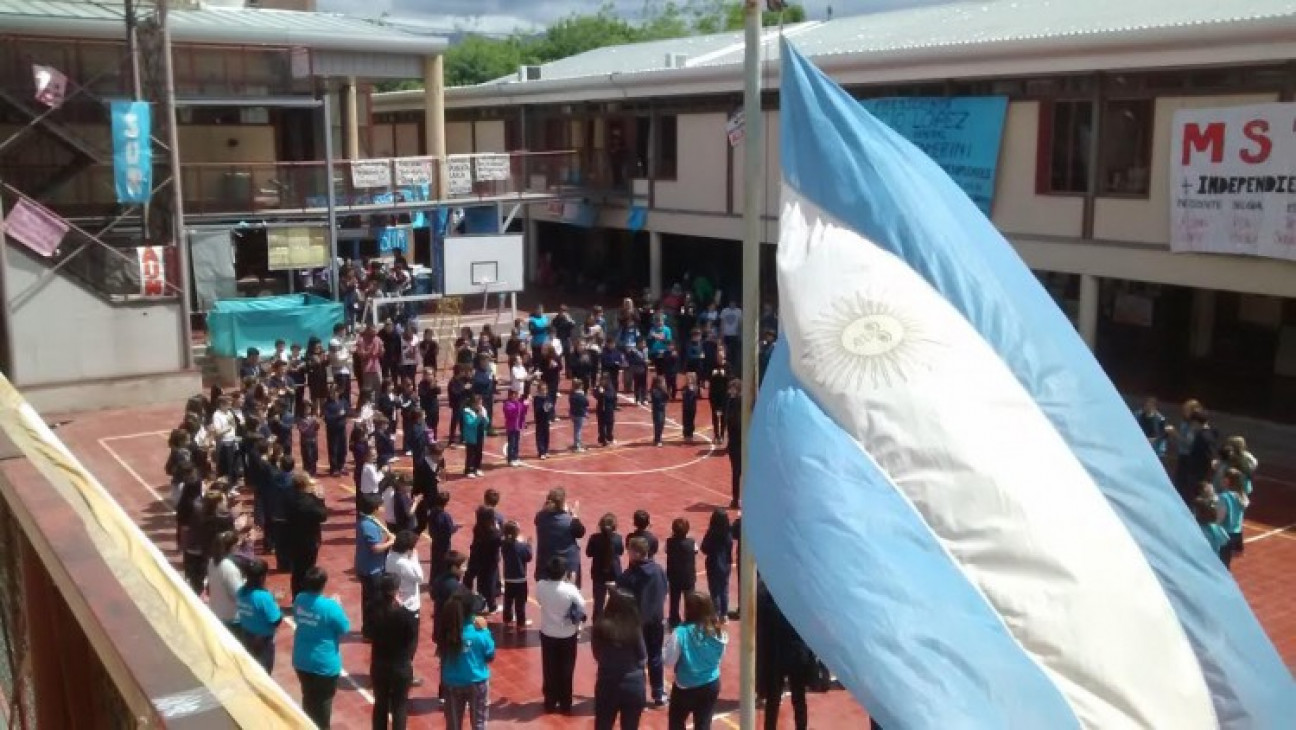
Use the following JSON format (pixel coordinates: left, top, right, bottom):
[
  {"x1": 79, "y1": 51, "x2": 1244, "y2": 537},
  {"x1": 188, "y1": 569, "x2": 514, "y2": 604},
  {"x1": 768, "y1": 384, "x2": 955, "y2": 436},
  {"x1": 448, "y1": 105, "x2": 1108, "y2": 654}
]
[{"x1": 206, "y1": 294, "x2": 343, "y2": 358}]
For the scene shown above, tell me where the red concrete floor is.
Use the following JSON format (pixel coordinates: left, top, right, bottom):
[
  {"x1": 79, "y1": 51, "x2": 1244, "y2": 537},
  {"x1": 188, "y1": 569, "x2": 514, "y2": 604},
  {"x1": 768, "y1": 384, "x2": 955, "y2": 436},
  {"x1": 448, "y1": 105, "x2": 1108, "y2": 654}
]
[{"x1": 45, "y1": 389, "x2": 1296, "y2": 728}]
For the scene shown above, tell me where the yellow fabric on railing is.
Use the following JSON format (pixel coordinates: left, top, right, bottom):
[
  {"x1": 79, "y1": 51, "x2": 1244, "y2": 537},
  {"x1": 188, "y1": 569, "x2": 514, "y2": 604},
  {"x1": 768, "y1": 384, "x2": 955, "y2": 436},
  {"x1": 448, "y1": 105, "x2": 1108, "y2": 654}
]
[{"x1": 0, "y1": 374, "x2": 311, "y2": 728}]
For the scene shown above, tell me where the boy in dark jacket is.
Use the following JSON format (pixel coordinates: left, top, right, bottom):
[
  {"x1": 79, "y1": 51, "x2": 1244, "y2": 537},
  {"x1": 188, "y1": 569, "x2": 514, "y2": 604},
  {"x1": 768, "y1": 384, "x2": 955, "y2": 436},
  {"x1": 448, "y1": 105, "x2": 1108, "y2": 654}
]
[
  {"x1": 664, "y1": 517, "x2": 697, "y2": 627},
  {"x1": 616, "y1": 536, "x2": 668, "y2": 706},
  {"x1": 500, "y1": 521, "x2": 533, "y2": 631}
]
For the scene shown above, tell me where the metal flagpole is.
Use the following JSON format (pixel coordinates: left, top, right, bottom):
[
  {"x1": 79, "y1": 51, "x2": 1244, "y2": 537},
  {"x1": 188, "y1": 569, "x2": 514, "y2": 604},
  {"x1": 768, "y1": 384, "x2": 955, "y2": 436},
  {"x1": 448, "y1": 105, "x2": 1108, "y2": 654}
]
[{"x1": 738, "y1": 1, "x2": 765, "y2": 728}]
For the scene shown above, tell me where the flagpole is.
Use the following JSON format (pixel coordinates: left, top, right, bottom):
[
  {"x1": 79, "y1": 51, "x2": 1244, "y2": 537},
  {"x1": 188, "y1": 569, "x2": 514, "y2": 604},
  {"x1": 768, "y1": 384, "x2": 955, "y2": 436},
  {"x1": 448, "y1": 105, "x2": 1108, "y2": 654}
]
[{"x1": 738, "y1": 1, "x2": 764, "y2": 728}]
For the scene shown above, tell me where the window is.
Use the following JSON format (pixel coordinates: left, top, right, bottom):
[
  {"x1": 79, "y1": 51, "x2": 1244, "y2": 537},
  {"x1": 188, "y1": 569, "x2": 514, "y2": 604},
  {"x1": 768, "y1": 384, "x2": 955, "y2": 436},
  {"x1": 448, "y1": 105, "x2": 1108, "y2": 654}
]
[
  {"x1": 655, "y1": 115, "x2": 678, "y2": 180},
  {"x1": 1038, "y1": 100, "x2": 1092, "y2": 194},
  {"x1": 1099, "y1": 99, "x2": 1153, "y2": 196}
]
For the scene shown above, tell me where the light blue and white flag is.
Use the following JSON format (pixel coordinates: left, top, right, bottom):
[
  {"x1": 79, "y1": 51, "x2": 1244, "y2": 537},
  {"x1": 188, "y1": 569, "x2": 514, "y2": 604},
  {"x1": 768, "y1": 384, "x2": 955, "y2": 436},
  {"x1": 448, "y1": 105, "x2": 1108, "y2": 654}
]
[{"x1": 747, "y1": 40, "x2": 1295, "y2": 729}]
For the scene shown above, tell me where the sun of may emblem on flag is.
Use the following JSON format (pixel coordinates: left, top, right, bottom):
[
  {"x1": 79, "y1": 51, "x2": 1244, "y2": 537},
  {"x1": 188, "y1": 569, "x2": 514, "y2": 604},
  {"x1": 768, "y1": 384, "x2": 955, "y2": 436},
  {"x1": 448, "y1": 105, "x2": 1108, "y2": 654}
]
[{"x1": 801, "y1": 292, "x2": 942, "y2": 391}]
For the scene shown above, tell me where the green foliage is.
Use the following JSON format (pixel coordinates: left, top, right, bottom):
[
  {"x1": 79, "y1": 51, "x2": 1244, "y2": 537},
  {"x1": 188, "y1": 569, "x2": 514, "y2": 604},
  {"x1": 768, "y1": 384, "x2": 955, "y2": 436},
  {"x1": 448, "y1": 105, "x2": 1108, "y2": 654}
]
[{"x1": 392, "y1": 0, "x2": 808, "y2": 90}]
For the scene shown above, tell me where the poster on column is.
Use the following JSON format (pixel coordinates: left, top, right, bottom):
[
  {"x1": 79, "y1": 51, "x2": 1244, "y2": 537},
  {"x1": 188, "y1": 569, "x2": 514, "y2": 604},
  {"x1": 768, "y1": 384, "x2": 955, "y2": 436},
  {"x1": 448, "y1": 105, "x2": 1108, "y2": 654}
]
[
  {"x1": 111, "y1": 101, "x2": 152, "y2": 204},
  {"x1": 1170, "y1": 102, "x2": 1296, "y2": 261}
]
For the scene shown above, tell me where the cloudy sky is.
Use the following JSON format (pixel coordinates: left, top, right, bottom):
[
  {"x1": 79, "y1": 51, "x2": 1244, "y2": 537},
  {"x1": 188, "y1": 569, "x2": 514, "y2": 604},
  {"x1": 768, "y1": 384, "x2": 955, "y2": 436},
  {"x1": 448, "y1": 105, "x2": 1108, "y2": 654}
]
[{"x1": 318, "y1": 0, "x2": 952, "y2": 35}]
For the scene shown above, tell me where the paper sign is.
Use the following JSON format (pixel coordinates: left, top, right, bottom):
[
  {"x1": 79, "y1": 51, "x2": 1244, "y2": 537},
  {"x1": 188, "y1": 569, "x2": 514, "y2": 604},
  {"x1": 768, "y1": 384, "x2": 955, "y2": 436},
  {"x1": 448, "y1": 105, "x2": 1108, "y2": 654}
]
[
  {"x1": 33, "y1": 64, "x2": 67, "y2": 108},
  {"x1": 446, "y1": 156, "x2": 473, "y2": 196},
  {"x1": 267, "y1": 227, "x2": 328, "y2": 270},
  {"x1": 3, "y1": 197, "x2": 69, "y2": 257},
  {"x1": 138, "y1": 245, "x2": 168, "y2": 297},
  {"x1": 393, "y1": 157, "x2": 433, "y2": 186},
  {"x1": 350, "y1": 159, "x2": 392, "y2": 189},
  {"x1": 726, "y1": 109, "x2": 745, "y2": 147},
  {"x1": 1170, "y1": 102, "x2": 1296, "y2": 261},
  {"x1": 473, "y1": 154, "x2": 511, "y2": 182}
]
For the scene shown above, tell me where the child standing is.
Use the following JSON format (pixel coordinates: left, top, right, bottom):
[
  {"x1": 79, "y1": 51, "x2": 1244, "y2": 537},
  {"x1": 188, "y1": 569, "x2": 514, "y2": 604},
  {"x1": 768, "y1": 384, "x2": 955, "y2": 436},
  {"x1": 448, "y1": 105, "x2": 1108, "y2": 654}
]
[
  {"x1": 568, "y1": 379, "x2": 589, "y2": 452},
  {"x1": 700, "y1": 509, "x2": 734, "y2": 619},
  {"x1": 586, "y1": 513, "x2": 624, "y2": 622},
  {"x1": 685, "y1": 329, "x2": 705, "y2": 384},
  {"x1": 650, "y1": 376, "x2": 669, "y2": 447},
  {"x1": 503, "y1": 390, "x2": 529, "y2": 467},
  {"x1": 708, "y1": 353, "x2": 730, "y2": 445},
  {"x1": 597, "y1": 373, "x2": 618, "y2": 447},
  {"x1": 681, "y1": 373, "x2": 699, "y2": 443},
  {"x1": 428, "y1": 490, "x2": 458, "y2": 576},
  {"x1": 467, "y1": 505, "x2": 504, "y2": 614},
  {"x1": 1217, "y1": 471, "x2": 1249, "y2": 568},
  {"x1": 373, "y1": 414, "x2": 396, "y2": 468},
  {"x1": 323, "y1": 384, "x2": 348, "y2": 477},
  {"x1": 437, "y1": 592, "x2": 495, "y2": 730},
  {"x1": 500, "y1": 522, "x2": 534, "y2": 631},
  {"x1": 628, "y1": 340, "x2": 649, "y2": 405},
  {"x1": 661, "y1": 342, "x2": 681, "y2": 400},
  {"x1": 532, "y1": 381, "x2": 554, "y2": 460},
  {"x1": 629, "y1": 509, "x2": 660, "y2": 558},
  {"x1": 461, "y1": 395, "x2": 487, "y2": 478},
  {"x1": 447, "y1": 366, "x2": 469, "y2": 446},
  {"x1": 665, "y1": 518, "x2": 697, "y2": 627},
  {"x1": 296, "y1": 402, "x2": 320, "y2": 476},
  {"x1": 1194, "y1": 495, "x2": 1229, "y2": 566},
  {"x1": 419, "y1": 369, "x2": 441, "y2": 439}
]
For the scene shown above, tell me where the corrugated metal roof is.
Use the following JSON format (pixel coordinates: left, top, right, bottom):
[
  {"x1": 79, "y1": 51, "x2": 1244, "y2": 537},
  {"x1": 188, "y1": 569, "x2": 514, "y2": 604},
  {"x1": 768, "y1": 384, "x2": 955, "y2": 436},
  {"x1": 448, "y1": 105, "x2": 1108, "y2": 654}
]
[
  {"x1": 0, "y1": 0, "x2": 446, "y2": 55},
  {"x1": 469, "y1": 0, "x2": 1296, "y2": 85}
]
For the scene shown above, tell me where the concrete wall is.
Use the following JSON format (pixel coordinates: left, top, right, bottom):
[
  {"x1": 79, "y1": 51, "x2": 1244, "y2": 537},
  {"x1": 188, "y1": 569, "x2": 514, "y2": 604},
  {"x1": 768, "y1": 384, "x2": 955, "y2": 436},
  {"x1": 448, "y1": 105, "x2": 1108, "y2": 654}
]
[
  {"x1": 1092, "y1": 92, "x2": 1278, "y2": 244},
  {"x1": 990, "y1": 101, "x2": 1084, "y2": 238},
  {"x1": 3, "y1": 250, "x2": 186, "y2": 387},
  {"x1": 655, "y1": 112, "x2": 729, "y2": 213}
]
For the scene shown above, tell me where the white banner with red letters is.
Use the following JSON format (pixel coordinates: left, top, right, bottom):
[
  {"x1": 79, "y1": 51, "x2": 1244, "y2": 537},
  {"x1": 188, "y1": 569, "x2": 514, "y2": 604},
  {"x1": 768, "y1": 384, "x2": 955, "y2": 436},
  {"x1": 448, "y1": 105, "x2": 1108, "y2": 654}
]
[
  {"x1": 137, "y1": 245, "x2": 168, "y2": 297},
  {"x1": 1170, "y1": 102, "x2": 1296, "y2": 260}
]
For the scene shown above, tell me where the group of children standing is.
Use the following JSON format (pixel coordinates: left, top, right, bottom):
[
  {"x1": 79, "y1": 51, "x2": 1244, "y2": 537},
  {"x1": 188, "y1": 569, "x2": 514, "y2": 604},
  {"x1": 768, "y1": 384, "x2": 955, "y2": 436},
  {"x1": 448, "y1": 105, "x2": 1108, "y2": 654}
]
[{"x1": 1135, "y1": 396, "x2": 1259, "y2": 568}]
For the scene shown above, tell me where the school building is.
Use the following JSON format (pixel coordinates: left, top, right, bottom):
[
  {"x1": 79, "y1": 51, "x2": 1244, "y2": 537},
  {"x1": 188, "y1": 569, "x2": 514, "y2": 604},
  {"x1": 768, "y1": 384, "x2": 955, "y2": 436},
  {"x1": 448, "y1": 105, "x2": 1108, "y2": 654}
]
[
  {"x1": 0, "y1": 0, "x2": 465, "y2": 412},
  {"x1": 373, "y1": 0, "x2": 1296, "y2": 422}
]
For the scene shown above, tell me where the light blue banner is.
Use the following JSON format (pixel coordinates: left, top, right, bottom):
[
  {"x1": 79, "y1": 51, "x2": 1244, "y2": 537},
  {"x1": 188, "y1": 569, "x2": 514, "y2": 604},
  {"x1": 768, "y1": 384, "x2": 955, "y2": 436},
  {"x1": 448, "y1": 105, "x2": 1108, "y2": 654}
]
[
  {"x1": 110, "y1": 100, "x2": 152, "y2": 205},
  {"x1": 860, "y1": 96, "x2": 1008, "y2": 214}
]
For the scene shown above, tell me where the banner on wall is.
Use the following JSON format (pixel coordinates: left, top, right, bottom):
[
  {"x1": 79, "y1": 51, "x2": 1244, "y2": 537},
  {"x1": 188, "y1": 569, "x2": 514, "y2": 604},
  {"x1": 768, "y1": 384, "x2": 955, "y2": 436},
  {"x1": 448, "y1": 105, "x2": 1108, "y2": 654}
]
[
  {"x1": 32, "y1": 64, "x2": 67, "y2": 108},
  {"x1": 137, "y1": 245, "x2": 168, "y2": 297},
  {"x1": 350, "y1": 159, "x2": 392, "y2": 189},
  {"x1": 110, "y1": 100, "x2": 152, "y2": 204},
  {"x1": 2, "y1": 197, "x2": 69, "y2": 257},
  {"x1": 267, "y1": 227, "x2": 329, "y2": 270},
  {"x1": 1170, "y1": 102, "x2": 1296, "y2": 261},
  {"x1": 860, "y1": 96, "x2": 1008, "y2": 214}
]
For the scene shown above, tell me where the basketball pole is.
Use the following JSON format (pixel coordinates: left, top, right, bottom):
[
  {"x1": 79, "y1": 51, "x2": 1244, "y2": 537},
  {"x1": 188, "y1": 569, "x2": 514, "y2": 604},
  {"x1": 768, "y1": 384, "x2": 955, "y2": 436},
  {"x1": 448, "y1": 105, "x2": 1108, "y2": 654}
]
[{"x1": 738, "y1": 1, "x2": 764, "y2": 728}]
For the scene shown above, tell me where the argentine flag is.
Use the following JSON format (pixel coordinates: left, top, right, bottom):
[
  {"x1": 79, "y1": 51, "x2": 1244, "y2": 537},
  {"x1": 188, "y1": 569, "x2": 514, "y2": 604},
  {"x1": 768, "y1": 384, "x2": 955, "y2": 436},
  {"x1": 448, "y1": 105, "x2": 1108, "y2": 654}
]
[{"x1": 747, "y1": 40, "x2": 1295, "y2": 729}]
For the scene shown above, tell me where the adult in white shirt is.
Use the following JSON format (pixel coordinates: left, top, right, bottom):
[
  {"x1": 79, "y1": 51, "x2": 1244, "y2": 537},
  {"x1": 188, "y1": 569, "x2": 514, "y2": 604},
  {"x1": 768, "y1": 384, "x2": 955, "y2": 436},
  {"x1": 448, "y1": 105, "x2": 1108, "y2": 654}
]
[
  {"x1": 328, "y1": 338, "x2": 352, "y2": 403},
  {"x1": 206, "y1": 531, "x2": 245, "y2": 629},
  {"x1": 535, "y1": 555, "x2": 586, "y2": 713},
  {"x1": 359, "y1": 453, "x2": 383, "y2": 496},
  {"x1": 399, "y1": 330, "x2": 420, "y2": 382},
  {"x1": 719, "y1": 300, "x2": 743, "y2": 367},
  {"x1": 209, "y1": 397, "x2": 239, "y2": 479},
  {"x1": 509, "y1": 355, "x2": 531, "y2": 396},
  {"x1": 383, "y1": 531, "x2": 424, "y2": 616}
]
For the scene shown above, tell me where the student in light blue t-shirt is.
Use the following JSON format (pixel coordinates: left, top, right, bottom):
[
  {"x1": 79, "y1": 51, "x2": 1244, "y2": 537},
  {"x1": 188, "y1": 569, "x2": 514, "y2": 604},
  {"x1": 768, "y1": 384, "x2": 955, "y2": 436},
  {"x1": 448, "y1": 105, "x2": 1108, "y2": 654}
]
[
  {"x1": 1217, "y1": 471, "x2": 1250, "y2": 569},
  {"x1": 437, "y1": 591, "x2": 495, "y2": 730},
  {"x1": 664, "y1": 592, "x2": 729, "y2": 729},
  {"x1": 235, "y1": 559, "x2": 282, "y2": 672},
  {"x1": 1193, "y1": 495, "x2": 1229, "y2": 567},
  {"x1": 292, "y1": 567, "x2": 351, "y2": 729}
]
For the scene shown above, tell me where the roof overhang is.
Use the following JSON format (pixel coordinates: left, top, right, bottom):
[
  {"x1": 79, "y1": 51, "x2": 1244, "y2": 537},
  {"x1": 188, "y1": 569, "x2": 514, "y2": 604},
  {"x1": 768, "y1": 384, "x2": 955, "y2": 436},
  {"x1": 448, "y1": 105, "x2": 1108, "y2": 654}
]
[
  {"x1": 0, "y1": 8, "x2": 446, "y2": 57},
  {"x1": 390, "y1": 17, "x2": 1296, "y2": 110}
]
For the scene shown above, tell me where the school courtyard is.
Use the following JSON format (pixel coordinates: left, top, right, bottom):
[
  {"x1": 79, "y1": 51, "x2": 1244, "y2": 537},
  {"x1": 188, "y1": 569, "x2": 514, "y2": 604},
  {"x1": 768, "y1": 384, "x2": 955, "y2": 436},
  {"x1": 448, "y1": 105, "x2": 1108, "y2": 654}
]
[{"x1": 8, "y1": 384, "x2": 1295, "y2": 728}]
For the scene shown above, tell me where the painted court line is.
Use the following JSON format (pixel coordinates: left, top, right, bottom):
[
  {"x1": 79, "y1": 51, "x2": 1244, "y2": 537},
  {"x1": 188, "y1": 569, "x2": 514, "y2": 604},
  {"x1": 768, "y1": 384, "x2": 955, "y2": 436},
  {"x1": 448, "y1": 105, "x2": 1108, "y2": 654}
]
[
  {"x1": 100, "y1": 430, "x2": 171, "y2": 443},
  {"x1": 1244, "y1": 522, "x2": 1296, "y2": 544},
  {"x1": 96, "y1": 437, "x2": 376, "y2": 705}
]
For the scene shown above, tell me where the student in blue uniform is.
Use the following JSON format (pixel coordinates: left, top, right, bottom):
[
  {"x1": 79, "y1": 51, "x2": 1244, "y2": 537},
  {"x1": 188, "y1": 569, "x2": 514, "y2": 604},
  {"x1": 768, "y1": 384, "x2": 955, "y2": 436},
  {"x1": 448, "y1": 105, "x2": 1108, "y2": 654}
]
[
  {"x1": 533, "y1": 381, "x2": 555, "y2": 460},
  {"x1": 681, "y1": 373, "x2": 699, "y2": 443},
  {"x1": 568, "y1": 379, "x2": 590, "y2": 452},
  {"x1": 500, "y1": 521, "x2": 534, "y2": 632},
  {"x1": 650, "y1": 376, "x2": 669, "y2": 447},
  {"x1": 418, "y1": 368, "x2": 441, "y2": 438},
  {"x1": 236, "y1": 559, "x2": 282, "y2": 672},
  {"x1": 700, "y1": 509, "x2": 734, "y2": 620},
  {"x1": 1194, "y1": 495, "x2": 1229, "y2": 566},
  {"x1": 597, "y1": 373, "x2": 618, "y2": 447},
  {"x1": 322, "y1": 384, "x2": 349, "y2": 477},
  {"x1": 292, "y1": 567, "x2": 351, "y2": 729}
]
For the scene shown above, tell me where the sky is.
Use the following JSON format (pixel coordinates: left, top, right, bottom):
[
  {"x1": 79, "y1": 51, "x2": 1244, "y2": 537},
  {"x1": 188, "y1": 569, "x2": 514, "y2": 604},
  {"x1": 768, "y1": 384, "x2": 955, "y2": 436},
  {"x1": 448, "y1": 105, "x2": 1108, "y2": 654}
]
[{"x1": 317, "y1": 0, "x2": 956, "y2": 36}]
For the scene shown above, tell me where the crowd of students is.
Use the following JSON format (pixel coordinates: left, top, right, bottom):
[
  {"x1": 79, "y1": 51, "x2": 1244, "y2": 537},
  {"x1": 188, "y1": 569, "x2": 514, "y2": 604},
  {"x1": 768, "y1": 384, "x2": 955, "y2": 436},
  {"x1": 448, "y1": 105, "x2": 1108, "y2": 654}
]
[
  {"x1": 162, "y1": 294, "x2": 835, "y2": 730},
  {"x1": 1135, "y1": 396, "x2": 1260, "y2": 568}
]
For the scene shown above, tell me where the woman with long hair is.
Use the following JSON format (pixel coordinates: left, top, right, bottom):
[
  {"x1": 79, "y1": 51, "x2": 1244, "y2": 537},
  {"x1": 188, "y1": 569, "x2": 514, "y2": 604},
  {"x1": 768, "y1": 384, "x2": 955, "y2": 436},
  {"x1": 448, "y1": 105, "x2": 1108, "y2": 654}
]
[
  {"x1": 665, "y1": 592, "x2": 728, "y2": 730},
  {"x1": 592, "y1": 588, "x2": 647, "y2": 730},
  {"x1": 586, "y1": 512, "x2": 624, "y2": 621}
]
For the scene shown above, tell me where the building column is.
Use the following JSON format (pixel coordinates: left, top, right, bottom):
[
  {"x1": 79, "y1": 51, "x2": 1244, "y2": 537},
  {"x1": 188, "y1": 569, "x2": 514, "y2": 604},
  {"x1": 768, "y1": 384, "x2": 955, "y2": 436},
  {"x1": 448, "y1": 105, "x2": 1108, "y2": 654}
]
[
  {"x1": 1078, "y1": 274, "x2": 1100, "y2": 350},
  {"x1": 423, "y1": 54, "x2": 447, "y2": 194},
  {"x1": 343, "y1": 78, "x2": 360, "y2": 160},
  {"x1": 1190, "y1": 289, "x2": 1216, "y2": 359},
  {"x1": 525, "y1": 216, "x2": 539, "y2": 284},
  {"x1": 649, "y1": 230, "x2": 663, "y2": 300}
]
